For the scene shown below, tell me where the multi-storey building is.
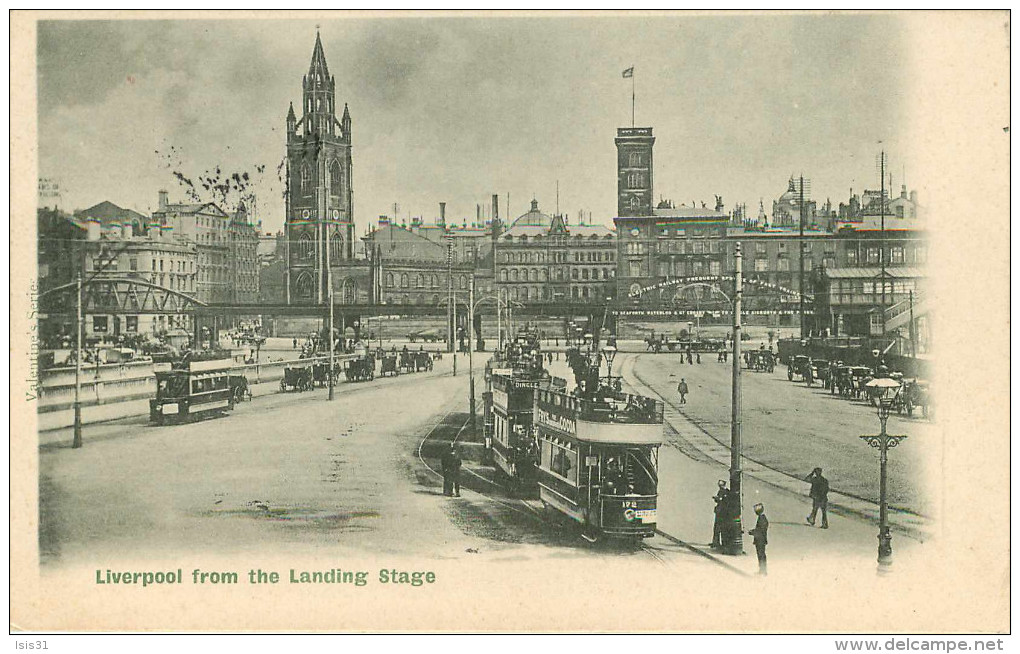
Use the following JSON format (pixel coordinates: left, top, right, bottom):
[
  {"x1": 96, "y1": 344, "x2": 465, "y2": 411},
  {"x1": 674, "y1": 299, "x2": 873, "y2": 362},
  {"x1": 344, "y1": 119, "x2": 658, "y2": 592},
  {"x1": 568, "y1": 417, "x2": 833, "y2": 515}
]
[
  {"x1": 152, "y1": 191, "x2": 231, "y2": 304},
  {"x1": 364, "y1": 218, "x2": 492, "y2": 307},
  {"x1": 494, "y1": 199, "x2": 616, "y2": 304},
  {"x1": 818, "y1": 214, "x2": 928, "y2": 338},
  {"x1": 38, "y1": 205, "x2": 199, "y2": 342},
  {"x1": 228, "y1": 202, "x2": 260, "y2": 304}
]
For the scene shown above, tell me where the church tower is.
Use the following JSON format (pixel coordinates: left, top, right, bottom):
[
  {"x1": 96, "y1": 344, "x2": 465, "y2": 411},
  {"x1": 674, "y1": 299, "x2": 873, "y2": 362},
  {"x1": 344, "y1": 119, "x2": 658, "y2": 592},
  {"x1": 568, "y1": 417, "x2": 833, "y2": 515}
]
[{"x1": 286, "y1": 30, "x2": 355, "y2": 304}]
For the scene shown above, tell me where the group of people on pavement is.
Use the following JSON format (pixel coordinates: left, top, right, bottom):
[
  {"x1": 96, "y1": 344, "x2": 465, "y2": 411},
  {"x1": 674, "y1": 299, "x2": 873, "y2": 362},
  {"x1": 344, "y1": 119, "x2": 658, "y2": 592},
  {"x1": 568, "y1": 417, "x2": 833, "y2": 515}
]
[{"x1": 709, "y1": 467, "x2": 830, "y2": 576}]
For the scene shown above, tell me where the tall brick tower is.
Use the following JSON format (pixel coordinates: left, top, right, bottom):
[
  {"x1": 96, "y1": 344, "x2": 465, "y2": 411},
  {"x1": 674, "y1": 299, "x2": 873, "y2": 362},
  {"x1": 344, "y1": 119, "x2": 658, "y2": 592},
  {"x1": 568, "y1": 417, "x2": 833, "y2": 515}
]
[
  {"x1": 286, "y1": 30, "x2": 355, "y2": 304},
  {"x1": 615, "y1": 127, "x2": 655, "y2": 217}
]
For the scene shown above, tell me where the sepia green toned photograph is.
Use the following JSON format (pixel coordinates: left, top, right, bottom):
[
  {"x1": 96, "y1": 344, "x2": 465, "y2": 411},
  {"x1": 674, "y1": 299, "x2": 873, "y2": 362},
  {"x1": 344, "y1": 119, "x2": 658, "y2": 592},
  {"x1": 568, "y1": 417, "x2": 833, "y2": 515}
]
[{"x1": 10, "y1": 9, "x2": 1010, "y2": 634}]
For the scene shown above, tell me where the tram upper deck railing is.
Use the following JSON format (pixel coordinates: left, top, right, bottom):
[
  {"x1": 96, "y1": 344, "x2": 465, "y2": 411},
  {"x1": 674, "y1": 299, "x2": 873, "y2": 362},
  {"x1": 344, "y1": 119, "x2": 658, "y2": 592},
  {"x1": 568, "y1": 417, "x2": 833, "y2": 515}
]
[{"x1": 536, "y1": 388, "x2": 664, "y2": 425}]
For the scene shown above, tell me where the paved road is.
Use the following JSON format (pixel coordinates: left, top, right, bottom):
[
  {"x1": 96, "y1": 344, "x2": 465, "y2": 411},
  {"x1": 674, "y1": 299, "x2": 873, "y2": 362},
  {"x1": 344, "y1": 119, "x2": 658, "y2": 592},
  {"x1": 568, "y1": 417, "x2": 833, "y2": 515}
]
[
  {"x1": 626, "y1": 351, "x2": 935, "y2": 517},
  {"x1": 38, "y1": 355, "x2": 719, "y2": 580}
]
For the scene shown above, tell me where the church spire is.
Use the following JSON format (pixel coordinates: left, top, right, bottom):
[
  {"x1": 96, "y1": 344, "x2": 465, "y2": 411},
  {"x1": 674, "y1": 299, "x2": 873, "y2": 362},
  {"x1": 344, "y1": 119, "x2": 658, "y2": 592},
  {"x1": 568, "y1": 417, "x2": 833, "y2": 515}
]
[
  {"x1": 308, "y1": 29, "x2": 330, "y2": 81},
  {"x1": 301, "y1": 30, "x2": 336, "y2": 137}
]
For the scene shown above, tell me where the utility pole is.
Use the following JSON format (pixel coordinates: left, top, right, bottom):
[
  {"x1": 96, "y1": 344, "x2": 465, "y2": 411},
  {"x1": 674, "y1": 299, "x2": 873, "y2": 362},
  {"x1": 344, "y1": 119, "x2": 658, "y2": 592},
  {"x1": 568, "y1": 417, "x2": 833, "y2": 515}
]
[
  {"x1": 879, "y1": 150, "x2": 887, "y2": 335},
  {"x1": 469, "y1": 273, "x2": 476, "y2": 435},
  {"x1": 447, "y1": 240, "x2": 454, "y2": 353},
  {"x1": 72, "y1": 271, "x2": 83, "y2": 449},
  {"x1": 496, "y1": 289, "x2": 503, "y2": 352},
  {"x1": 728, "y1": 243, "x2": 743, "y2": 554},
  {"x1": 799, "y1": 174, "x2": 806, "y2": 338},
  {"x1": 327, "y1": 235, "x2": 335, "y2": 402}
]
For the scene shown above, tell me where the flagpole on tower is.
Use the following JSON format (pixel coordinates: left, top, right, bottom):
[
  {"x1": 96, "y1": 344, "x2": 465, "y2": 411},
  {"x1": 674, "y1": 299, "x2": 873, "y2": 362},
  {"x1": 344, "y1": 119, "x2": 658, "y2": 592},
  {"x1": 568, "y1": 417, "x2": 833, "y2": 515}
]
[{"x1": 623, "y1": 66, "x2": 635, "y2": 126}]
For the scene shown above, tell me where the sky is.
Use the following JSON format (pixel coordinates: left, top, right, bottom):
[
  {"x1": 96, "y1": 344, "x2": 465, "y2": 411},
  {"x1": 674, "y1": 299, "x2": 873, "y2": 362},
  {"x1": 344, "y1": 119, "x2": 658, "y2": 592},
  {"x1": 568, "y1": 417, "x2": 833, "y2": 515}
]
[{"x1": 37, "y1": 13, "x2": 914, "y2": 235}]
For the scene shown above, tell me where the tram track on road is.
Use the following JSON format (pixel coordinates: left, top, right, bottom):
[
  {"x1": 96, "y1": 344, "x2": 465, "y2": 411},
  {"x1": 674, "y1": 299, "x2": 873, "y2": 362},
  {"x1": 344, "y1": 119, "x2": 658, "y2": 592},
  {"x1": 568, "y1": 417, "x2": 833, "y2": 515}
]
[{"x1": 415, "y1": 403, "x2": 743, "y2": 574}]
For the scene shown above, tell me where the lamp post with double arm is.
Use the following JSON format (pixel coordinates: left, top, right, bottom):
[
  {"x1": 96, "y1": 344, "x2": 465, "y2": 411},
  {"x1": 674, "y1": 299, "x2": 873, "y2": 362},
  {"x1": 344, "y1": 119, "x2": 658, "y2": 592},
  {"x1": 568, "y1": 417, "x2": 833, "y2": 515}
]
[{"x1": 861, "y1": 376, "x2": 908, "y2": 570}]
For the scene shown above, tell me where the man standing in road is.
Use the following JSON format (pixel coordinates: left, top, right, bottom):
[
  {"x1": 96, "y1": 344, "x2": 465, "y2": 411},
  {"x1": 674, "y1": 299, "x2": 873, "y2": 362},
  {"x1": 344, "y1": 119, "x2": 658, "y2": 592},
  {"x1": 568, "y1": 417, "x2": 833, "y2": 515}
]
[
  {"x1": 748, "y1": 503, "x2": 769, "y2": 575},
  {"x1": 805, "y1": 467, "x2": 830, "y2": 528},
  {"x1": 677, "y1": 378, "x2": 689, "y2": 405}
]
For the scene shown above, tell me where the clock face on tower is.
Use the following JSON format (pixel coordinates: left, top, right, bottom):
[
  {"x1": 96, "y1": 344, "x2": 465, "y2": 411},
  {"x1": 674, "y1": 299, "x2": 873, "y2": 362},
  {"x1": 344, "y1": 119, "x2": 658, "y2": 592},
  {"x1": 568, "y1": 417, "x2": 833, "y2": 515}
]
[
  {"x1": 302, "y1": 209, "x2": 311, "y2": 219},
  {"x1": 331, "y1": 209, "x2": 340, "y2": 220},
  {"x1": 630, "y1": 227, "x2": 640, "y2": 237}
]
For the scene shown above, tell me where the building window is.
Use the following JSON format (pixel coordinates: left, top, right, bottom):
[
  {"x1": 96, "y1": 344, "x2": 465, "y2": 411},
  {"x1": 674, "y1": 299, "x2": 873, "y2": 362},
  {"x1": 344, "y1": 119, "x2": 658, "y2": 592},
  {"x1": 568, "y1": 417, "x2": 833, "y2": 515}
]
[
  {"x1": 460, "y1": 275, "x2": 467, "y2": 289},
  {"x1": 400, "y1": 273, "x2": 408, "y2": 287},
  {"x1": 867, "y1": 247, "x2": 880, "y2": 264},
  {"x1": 330, "y1": 161, "x2": 343, "y2": 195},
  {"x1": 629, "y1": 197, "x2": 640, "y2": 210},
  {"x1": 628, "y1": 152, "x2": 642, "y2": 166},
  {"x1": 777, "y1": 258, "x2": 790, "y2": 272},
  {"x1": 298, "y1": 233, "x2": 313, "y2": 259},
  {"x1": 755, "y1": 242, "x2": 767, "y2": 254},
  {"x1": 847, "y1": 249, "x2": 858, "y2": 266},
  {"x1": 710, "y1": 261, "x2": 721, "y2": 276},
  {"x1": 500, "y1": 269, "x2": 508, "y2": 282},
  {"x1": 754, "y1": 259, "x2": 769, "y2": 272},
  {"x1": 301, "y1": 164, "x2": 311, "y2": 192},
  {"x1": 571, "y1": 269, "x2": 579, "y2": 280},
  {"x1": 890, "y1": 247, "x2": 904, "y2": 264},
  {"x1": 126, "y1": 316, "x2": 138, "y2": 332},
  {"x1": 328, "y1": 233, "x2": 342, "y2": 261},
  {"x1": 93, "y1": 316, "x2": 108, "y2": 333}
]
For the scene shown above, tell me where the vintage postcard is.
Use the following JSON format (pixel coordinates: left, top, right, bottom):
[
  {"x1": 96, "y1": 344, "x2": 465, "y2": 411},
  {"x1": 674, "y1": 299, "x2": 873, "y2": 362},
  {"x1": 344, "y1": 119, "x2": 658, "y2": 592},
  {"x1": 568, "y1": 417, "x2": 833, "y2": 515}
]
[{"x1": 10, "y1": 10, "x2": 1010, "y2": 634}]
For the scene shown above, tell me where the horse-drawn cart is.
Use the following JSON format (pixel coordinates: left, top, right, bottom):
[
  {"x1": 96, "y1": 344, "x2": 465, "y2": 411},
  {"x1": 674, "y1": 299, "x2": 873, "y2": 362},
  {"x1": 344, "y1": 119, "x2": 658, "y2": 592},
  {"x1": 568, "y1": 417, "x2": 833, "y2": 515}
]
[{"x1": 280, "y1": 364, "x2": 313, "y2": 392}]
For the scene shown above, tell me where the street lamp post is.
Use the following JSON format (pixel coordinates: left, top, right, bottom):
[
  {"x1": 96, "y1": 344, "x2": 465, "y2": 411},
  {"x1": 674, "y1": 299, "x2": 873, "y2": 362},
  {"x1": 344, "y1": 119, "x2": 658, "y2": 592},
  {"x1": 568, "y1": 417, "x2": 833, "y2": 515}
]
[
  {"x1": 728, "y1": 242, "x2": 743, "y2": 554},
  {"x1": 861, "y1": 377, "x2": 908, "y2": 570},
  {"x1": 601, "y1": 343, "x2": 617, "y2": 384}
]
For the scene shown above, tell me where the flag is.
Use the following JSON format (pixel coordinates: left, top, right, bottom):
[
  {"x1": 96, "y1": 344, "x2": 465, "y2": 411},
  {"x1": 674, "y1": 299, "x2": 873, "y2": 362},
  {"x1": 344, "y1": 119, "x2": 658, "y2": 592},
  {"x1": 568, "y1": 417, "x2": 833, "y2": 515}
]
[{"x1": 622, "y1": 66, "x2": 634, "y2": 78}]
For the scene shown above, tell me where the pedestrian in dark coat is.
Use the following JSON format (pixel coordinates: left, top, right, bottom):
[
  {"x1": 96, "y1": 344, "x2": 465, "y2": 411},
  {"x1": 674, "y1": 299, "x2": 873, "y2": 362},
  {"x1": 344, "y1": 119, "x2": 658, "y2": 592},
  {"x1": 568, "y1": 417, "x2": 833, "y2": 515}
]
[
  {"x1": 440, "y1": 447, "x2": 457, "y2": 496},
  {"x1": 448, "y1": 447, "x2": 462, "y2": 497},
  {"x1": 711, "y1": 480, "x2": 730, "y2": 549},
  {"x1": 805, "y1": 467, "x2": 830, "y2": 528},
  {"x1": 677, "y1": 378, "x2": 689, "y2": 405},
  {"x1": 748, "y1": 503, "x2": 769, "y2": 575}
]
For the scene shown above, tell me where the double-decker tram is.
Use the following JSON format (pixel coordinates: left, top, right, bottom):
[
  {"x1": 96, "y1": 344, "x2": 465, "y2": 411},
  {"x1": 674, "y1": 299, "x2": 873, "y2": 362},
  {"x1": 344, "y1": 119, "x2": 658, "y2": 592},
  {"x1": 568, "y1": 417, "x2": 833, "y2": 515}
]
[
  {"x1": 484, "y1": 330, "x2": 563, "y2": 495},
  {"x1": 533, "y1": 383, "x2": 664, "y2": 541},
  {"x1": 150, "y1": 356, "x2": 235, "y2": 424}
]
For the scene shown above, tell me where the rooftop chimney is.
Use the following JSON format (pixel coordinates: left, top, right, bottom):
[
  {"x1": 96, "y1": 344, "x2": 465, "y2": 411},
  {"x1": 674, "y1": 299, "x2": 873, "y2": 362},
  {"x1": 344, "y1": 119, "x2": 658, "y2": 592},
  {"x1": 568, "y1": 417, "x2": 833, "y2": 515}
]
[
  {"x1": 158, "y1": 190, "x2": 168, "y2": 210},
  {"x1": 439, "y1": 202, "x2": 446, "y2": 226}
]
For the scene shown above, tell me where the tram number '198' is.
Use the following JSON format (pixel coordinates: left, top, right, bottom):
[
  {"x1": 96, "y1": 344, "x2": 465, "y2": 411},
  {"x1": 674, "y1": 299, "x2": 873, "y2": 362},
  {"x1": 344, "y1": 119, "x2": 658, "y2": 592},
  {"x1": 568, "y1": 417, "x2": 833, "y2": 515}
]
[{"x1": 622, "y1": 500, "x2": 638, "y2": 508}]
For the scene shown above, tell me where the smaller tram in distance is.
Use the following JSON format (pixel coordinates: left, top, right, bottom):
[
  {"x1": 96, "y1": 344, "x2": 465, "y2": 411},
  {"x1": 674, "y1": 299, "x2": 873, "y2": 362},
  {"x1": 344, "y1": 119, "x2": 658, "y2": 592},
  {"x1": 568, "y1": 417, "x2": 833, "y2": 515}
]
[
  {"x1": 485, "y1": 331, "x2": 563, "y2": 495},
  {"x1": 150, "y1": 356, "x2": 235, "y2": 424},
  {"x1": 533, "y1": 385, "x2": 663, "y2": 540}
]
